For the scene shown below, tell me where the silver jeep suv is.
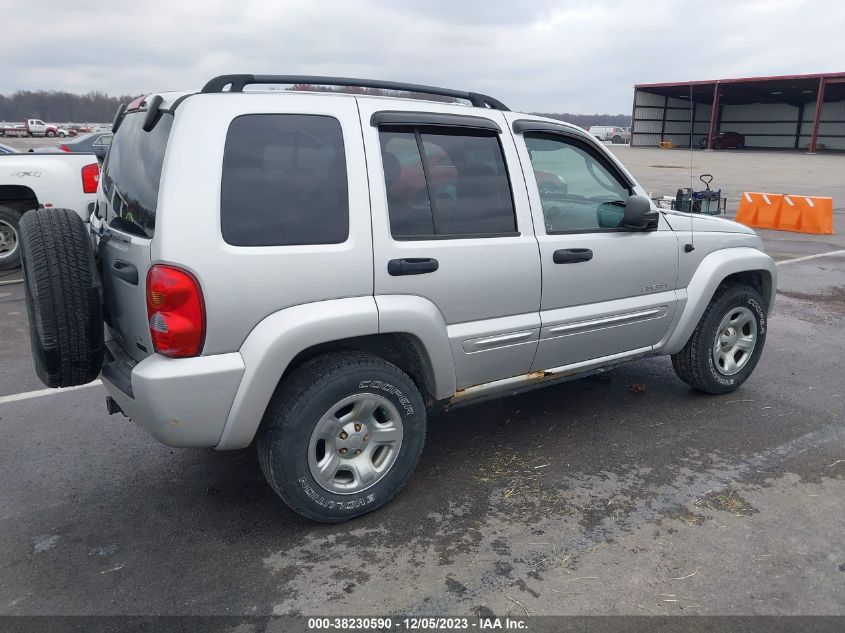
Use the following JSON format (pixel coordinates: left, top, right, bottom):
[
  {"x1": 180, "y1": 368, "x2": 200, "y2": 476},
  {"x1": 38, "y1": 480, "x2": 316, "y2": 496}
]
[{"x1": 19, "y1": 74, "x2": 776, "y2": 522}]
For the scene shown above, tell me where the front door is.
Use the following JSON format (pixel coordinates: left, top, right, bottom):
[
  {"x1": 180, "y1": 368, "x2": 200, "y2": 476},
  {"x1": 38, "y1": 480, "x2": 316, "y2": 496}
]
[
  {"x1": 510, "y1": 123, "x2": 680, "y2": 370},
  {"x1": 359, "y1": 101, "x2": 542, "y2": 390}
]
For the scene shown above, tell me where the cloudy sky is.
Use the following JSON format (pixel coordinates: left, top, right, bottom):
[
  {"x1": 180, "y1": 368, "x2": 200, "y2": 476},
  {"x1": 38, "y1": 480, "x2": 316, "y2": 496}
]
[{"x1": 3, "y1": 0, "x2": 842, "y2": 113}]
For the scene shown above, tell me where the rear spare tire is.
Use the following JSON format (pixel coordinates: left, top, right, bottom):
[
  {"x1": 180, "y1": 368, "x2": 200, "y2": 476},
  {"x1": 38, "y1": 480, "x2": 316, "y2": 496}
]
[{"x1": 19, "y1": 208, "x2": 103, "y2": 387}]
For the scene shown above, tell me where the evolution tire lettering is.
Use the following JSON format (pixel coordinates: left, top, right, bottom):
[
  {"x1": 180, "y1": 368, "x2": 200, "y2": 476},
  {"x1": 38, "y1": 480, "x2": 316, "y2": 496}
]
[
  {"x1": 359, "y1": 380, "x2": 414, "y2": 415},
  {"x1": 298, "y1": 477, "x2": 376, "y2": 510}
]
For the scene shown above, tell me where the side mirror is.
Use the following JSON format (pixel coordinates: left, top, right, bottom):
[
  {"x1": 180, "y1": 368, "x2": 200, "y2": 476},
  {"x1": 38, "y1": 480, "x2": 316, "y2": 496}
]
[{"x1": 622, "y1": 194, "x2": 659, "y2": 230}]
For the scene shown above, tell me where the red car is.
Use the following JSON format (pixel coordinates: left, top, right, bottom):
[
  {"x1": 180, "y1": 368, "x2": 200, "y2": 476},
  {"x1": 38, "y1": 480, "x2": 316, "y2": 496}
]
[{"x1": 700, "y1": 131, "x2": 745, "y2": 150}]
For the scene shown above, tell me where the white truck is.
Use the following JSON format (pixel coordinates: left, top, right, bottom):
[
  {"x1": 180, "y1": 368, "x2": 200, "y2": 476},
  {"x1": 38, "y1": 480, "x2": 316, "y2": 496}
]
[
  {"x1": 0, "y1": 152, "x2": 100, "y2": 270},
  {"x1": 588, "y1": 125, "x2": 631, "y2": 144},
  {"x1": 0, "y1": 118, "x2": 64, "y2": 138}
]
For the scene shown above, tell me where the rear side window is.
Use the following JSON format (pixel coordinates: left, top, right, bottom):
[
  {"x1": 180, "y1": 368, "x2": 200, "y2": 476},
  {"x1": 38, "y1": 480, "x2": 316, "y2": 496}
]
[
  {"x1": 221, "y1": 114, "x2": 349, "y2": 246},
  {"x1": 101, "y1": 112, "x2": 172, "y2": 238},
  {"x1": 379, "y1": 127, "x2": 516, "y2": 239}
]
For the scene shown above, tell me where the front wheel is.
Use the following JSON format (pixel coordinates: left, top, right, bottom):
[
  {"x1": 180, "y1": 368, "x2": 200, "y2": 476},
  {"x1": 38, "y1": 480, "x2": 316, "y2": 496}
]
[
  {"x1": 672, "y1": 283, "x2": 767, "y2": 394},
  {"x1": 257, "y1": 352, "x2": 427, "y2": 522},
  {"x1": 46, "y1": 130, "x2": 56, "y2": 138},
  {"x1": 612, "y1": 135, "x2": 622, "y2": 144}
]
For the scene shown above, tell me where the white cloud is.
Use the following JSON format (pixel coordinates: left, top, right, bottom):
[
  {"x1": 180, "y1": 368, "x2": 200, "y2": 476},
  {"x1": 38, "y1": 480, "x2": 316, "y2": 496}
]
[{"x1": 1, "y1": 0, "x2": 841, "y2": 112}]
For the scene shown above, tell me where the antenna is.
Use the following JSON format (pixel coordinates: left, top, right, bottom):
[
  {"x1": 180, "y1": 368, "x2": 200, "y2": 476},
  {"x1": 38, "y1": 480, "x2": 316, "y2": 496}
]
[{"x1": 684, "y1": 80, "x2": 695, "y2": 253}]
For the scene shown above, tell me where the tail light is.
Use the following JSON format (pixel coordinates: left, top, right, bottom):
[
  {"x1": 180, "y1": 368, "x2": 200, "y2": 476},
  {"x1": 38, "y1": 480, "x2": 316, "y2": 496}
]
[
  {"x1": 146, "y1": 265, "x2": 205, "y2": 357},
  {"x1": 81, "y1": 163, "x2": 99, "y2": 193},
  {"x1": 59, "y1": 144, "x2": 71, "y2": 152}
]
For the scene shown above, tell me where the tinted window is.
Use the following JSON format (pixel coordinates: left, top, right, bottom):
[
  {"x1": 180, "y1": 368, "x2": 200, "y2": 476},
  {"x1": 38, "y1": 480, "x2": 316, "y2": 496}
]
[
  {"x1": 221, "y1": 114, "x2": 348, "y2": 246},
  {"x1": 379, "y1": 130, "x2": 434, "y2": 236},
  {"x1": 378, "y1": 127, "x2": 516, "y2": 239},
  {"x1": 525, "y1": 134, "x2": 630, "y2": 232},
  {"x1": 101, "y1": 112, "x2": 172, "y2": 238}
]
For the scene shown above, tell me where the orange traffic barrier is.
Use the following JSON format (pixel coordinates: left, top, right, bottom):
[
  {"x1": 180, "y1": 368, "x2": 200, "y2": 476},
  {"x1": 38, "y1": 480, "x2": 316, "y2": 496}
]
[{"x1": 736, "y1": 192, "x2": 834, "y2": 235}]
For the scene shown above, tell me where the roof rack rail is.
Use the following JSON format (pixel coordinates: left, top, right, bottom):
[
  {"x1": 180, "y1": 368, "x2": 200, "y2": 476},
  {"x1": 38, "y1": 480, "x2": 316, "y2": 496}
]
[{"x1": 200, "y1": 74, "x2": 509, "y2": 111}]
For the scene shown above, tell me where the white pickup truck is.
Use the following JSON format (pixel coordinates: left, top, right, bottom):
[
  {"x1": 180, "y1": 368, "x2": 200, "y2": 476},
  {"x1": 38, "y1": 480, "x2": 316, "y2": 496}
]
[
  {"x1": 0, "y1": 152, "x2": 100, "y2": 270},
  {"x1": 1, "y1": 118, "x2": 63, "y2": 138}
]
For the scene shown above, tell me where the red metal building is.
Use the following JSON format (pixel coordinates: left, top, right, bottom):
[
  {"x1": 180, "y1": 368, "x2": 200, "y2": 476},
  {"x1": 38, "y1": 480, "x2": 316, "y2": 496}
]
[{"x1": 631, "y1": 72, "x2": 845, "y2": 152}]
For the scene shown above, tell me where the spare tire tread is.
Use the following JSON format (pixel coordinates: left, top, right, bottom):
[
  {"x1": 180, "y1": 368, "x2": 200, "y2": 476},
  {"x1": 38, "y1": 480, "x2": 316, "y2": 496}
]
[{"x1": 19, "y1": 208, "x2": 103, "y2": 387}]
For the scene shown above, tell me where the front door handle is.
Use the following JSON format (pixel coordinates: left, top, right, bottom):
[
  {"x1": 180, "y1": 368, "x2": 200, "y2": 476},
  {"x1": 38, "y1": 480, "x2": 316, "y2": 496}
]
[
  {"x1": 553, "y1": 248, "x2": 593, "y2": 264},
  {"x1": 387, "y1": 258, "x2": 439, "y2": 276},
  {"x1": 112, "y1": 259, "x2": 138, "y2": 285}
]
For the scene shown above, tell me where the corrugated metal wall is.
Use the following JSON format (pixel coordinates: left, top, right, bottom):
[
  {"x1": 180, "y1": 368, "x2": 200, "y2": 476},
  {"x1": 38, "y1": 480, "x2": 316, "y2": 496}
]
[
  {"x1": 632, "y1": 86, "x2": 845, "y2": 150},
  {"x1": 720, "y1": 103, "x2": 799, "y2": 148},
  {"x1": 631, "y1": 89, "x2": 696, "y2": 147},
  {"x1": 798, "y1": 100, "x2": 845, "y2": 150}
]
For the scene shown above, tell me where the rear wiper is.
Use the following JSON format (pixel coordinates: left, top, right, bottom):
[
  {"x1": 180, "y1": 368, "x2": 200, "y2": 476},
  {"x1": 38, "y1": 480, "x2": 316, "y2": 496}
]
[{"x1": 108, "y1": 216, "x2": 147, "y2": 238}]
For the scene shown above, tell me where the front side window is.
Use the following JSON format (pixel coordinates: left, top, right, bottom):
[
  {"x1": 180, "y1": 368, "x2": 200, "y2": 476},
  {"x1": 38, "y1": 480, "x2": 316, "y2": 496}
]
[
  {"x1": 525, "y1": 133, "x2": 630, "y2": 233},
  {"x1": 221, "y1": 114, "x2": 349, "y2": 246},
  {"x1": 378, "y1": 126, "x2": 516, "y2": 239}
]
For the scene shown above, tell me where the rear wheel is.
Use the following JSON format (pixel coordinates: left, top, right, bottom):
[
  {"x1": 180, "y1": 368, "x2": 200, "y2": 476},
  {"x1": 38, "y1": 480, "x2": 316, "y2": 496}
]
[
  {"x1": 257, "y1": 352, "x2": 427, "y2": 523},
  {"x1": 672, "y1": 283, "x2": 767, "y2": 394},
  {"x1": 0, "y1": 206, "x2": 22, "y2": 271},
  {"x1": 19, "y1": 208, "x2": 104, "y2": 387}
]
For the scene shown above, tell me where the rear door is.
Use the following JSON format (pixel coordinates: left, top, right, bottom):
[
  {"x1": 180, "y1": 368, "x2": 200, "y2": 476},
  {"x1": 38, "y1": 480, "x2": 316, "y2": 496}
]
[
  {"x1": 358, "y1": 100, "x2": 541, "y2": 390},
  {"x1": 93, "y1": 105, "x2": 171, "y2": 361}
]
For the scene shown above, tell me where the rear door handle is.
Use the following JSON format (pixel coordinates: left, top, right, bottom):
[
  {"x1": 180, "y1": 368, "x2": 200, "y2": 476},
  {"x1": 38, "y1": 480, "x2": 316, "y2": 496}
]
[
  {"x1": 553, "y1": 248, "x2": 593, "y2": 264},
  {"x1": 387, "y1": 258, "x2": 439, "y2": 276},
  {"x1": 112, "y1": 259, "x2": 138, "y2": 285}
]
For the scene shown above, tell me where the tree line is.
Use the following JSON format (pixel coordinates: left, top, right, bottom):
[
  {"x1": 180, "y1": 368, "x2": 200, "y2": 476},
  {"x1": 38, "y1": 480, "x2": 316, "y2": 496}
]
[
  {"x1": 289, "y1": 86, "x2": 632, "y2": 127},
  {"x1": 0, "y1": 88, "x2": 632, "y2": 128},
  {"x1": 534, "y1": 113, "x2": 632, "y2": 129},
  {"x1": 0, "y1": 90, "x2": 137, "y2": 123}
]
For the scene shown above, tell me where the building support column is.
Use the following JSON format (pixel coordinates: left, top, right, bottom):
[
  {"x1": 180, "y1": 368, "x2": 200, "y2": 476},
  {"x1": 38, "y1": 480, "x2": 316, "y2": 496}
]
[
  {"x1": 808, "y1": 77, "x2": 826, "y2": 154},
  {"x1": 794, "y1": 103, "x2": 804, "y2": 149},
  {"x1": 705, "y1": 82, "x2": 721, "y2": 149},
  {"x1": 689, "y1": 101, "x2": 697, "y2": 148},
  {"x1": 630, "y1": 89, "x2": 638, "y2": 147}
]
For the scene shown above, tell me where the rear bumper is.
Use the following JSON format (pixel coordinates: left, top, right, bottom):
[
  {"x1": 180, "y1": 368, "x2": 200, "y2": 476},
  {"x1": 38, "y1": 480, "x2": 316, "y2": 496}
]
[{"x1": 101, "y1": 343, "x2": 245, "y2": 447}]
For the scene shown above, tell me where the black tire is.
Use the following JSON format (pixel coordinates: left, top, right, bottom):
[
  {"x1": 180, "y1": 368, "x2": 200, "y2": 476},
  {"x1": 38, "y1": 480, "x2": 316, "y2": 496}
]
[
  {"x1": 612, "y1": 135, "x2": 622, "y2": 144},
  {"x1": 257, "y1": 352, "x2": 427, "y2": 523},
  {"x1": 713, "y1": 139, "x2": 722, "y2": 150},
  {"x1": 671, "y1": 283, "x2": 767, "y2": 394},
  {"x1": 46, "y1": 130, "x2": 55, "y2": 138},
  {"x1": 0, "y1": 205, "x2": 22, "y2": 271},
  {"x1": 737, "y1": 139, "x2": 745, "y2": 149},
  {"x1": 19, "y1": 208, "x2": 103, "y2": 388}
]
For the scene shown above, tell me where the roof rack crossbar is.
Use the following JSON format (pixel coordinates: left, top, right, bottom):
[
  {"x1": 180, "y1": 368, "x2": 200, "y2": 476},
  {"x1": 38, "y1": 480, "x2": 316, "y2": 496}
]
[{"x1": 200, "y1": 74, "x2": 509, "y2": 111}]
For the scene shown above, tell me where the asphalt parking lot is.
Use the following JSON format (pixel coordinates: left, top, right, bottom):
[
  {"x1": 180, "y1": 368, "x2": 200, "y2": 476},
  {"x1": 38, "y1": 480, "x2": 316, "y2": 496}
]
[{"x1": 0, "y1": 146, "x2": 843, "y2": 620}]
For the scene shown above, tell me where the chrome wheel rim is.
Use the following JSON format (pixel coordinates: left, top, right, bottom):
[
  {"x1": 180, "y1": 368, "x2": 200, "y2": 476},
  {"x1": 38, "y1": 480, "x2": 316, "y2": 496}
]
[
  {"x1": 712, "y1": 306, "x2": 757, "y2": 376},
  {"x1": 308, "y1": 393, "x2": 404, "y2": 495},
  {"x1": 0, "y1": 219, "x2": 18, "y2": 260}
]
